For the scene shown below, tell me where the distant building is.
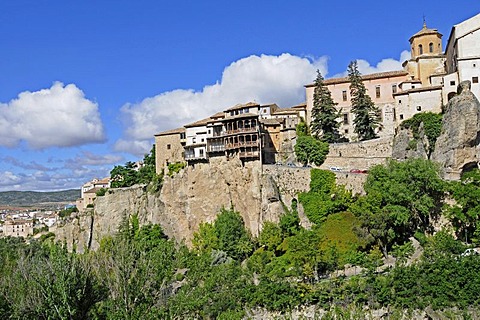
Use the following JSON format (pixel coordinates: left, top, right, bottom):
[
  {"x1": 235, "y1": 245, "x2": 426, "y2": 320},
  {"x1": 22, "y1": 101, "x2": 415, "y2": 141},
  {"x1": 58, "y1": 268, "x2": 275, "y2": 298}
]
[{"x1": 3, "y1": 219, "x2": 34, "y2": 238}]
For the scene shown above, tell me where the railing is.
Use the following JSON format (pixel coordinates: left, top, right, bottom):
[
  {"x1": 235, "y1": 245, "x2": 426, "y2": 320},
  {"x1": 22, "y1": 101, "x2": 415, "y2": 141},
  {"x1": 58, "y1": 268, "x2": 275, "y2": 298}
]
[
  {"x1": 239, "y1": 151, "x2": 260, "y2": 158},
  {"x1": 184, "y1": 154, "x2": 207, "y2": 160},
  {"x1": 224, "y1": 141, "x2": 259, "y2": 150},
  {"x1": 224, "y1": 127, "x2": 257, "y2": 135},
  {"x1": 207, "y1": 145, "x2": 225, "y2": 152}
]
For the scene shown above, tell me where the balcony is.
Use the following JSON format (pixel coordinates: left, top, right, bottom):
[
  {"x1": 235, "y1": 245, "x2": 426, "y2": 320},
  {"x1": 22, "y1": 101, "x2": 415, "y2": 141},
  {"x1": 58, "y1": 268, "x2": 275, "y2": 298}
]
[
  {"x1": 224, "y1": 141, "x2": 259, "y2": 150},
  {"x1": 239, "y1": 151, "x2": 260, "y2": 159},
  {"x1": 224, "y1": 127, "x2": 258, "y2": 135},
  {"x1": 207, "y1": 145, "x2": 225, "y2": 153}
]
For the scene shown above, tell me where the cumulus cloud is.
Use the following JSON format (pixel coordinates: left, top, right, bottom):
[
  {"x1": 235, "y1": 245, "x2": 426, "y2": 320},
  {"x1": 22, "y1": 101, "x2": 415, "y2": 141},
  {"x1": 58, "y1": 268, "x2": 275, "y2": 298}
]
[
  {"x1": 116, "y1": 53, "x2": 328, "y2": 155},
  {"x1": 0, "y1": 82, "x2": 105, "y2": 149},
  {"x1": 333, "y1": 50, "x2": 411, "y2": 78}
]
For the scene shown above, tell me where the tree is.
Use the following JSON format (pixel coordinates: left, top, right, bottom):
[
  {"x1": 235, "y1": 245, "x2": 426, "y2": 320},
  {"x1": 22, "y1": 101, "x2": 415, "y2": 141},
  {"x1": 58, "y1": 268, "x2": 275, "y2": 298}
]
[
  {"x1": 214, "y1": 208, "x2": 253, "y2": 260},
  {"x1": 352, "y1": 159, "x2": 445, "y2": 256},
  {"x1": 446, "y1": 169, "x2": 480, "y2": 243},
  {"x1": 310, "y1": 70, "x2": 342, "y2": 143},
  {"x1": 294, "y1": 135, "x2": 329, "y2": 166},
  {"x1": 348, "y1": 61, "x2": 380, "y2": 141}
]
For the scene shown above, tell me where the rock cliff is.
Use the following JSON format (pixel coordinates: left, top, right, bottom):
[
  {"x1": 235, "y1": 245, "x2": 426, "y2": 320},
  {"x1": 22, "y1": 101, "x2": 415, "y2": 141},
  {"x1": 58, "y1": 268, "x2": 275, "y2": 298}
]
[
  {"x1": 55, "y1": 158, "x2": 312, "y2": 251},
  {"x1": 432, "y1": 80, "x2": 480, "y2": 179}
]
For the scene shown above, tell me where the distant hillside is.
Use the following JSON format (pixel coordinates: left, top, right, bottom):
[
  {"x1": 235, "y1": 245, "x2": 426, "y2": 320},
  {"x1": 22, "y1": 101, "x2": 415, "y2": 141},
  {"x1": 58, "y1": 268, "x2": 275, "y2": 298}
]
[{"x1": 0, "y1": 189, "x2": 80, "y2": 207}]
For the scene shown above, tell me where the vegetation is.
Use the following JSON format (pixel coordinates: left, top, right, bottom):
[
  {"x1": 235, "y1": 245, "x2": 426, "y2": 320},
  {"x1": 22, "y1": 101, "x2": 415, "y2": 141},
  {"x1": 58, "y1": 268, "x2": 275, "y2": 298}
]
[
  {"x1": 167, "y1": 161, "x2": 186, "y2": 177},
  {"x1": 348, "y1": 60, "x2": 380, "y2": 141},
  {"x1": 58, "y1": 206, "x2": 79, "y2": 218},
  {"x1": 400, "y1": 112, "x2": 443, "y2": 155},
  {"x1": 3, "y1": 158, "x2": 480, "y2": 318},
  {"x1": 310, "y1": 70, "x2": 342, "y2": 143},
  {"x1": 110, "y1": 145, "x2": 162, "y2": 190},
  {"x1": 298, "y1": 169, "x2": 352, "y2": 224},
  {"x1": 294, "y1": 135, "x2": 329, "y2": 166}
]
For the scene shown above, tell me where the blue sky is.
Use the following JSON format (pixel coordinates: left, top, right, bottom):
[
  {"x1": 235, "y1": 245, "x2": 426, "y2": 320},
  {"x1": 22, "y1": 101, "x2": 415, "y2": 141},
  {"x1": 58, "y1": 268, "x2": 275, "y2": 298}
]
[{"x1": 0, "y1": 1, "x2": 478, "y2": 191}]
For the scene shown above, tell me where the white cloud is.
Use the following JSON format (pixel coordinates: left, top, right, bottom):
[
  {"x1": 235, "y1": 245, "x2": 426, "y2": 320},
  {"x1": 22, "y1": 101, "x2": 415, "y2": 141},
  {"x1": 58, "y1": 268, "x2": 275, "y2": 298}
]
[
  {"x1": 333, "y1": 50, "x2": 411, "y2": 78},
  {"x1": 0, "y1": 82, "x2": 105, "y2": 149},
  {"x1": 116, "y1": 53, "x2": 329, "y2": 155}
]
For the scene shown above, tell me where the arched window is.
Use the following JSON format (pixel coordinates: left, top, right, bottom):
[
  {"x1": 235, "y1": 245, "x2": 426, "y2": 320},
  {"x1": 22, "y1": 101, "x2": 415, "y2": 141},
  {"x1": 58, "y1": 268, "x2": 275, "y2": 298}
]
[
  {"x1": 429, "y1": 42, "x2": 434, "y2": 53},
  {"x1": 419, "y1": 44, "x2": 423, "y2": 55}
]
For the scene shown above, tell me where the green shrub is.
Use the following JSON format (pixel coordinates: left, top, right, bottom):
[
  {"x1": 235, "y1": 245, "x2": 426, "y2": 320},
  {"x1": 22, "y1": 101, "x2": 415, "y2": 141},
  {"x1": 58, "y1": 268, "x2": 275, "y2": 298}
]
[
  {"x1": 167, "y1": 162, "x2": 186, "y2": 177},
  {"x1": 400, "y1": 112, "x2": 442, "y2": 155}
]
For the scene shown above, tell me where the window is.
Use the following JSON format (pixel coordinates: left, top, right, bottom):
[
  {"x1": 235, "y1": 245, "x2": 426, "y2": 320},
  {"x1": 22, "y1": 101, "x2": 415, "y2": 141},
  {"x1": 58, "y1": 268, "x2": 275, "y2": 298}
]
[
  {"x1": 375, "y1": 86, "x2": 381, "y2": 98},
  {"x1": 398, "y1": 99, "x2": 402, "y2": 104},
  {"x1": 392, "y1": 84, "x2": 397, "y2": 94},
  {"x1": 167, "y1": 144, "x2": 171, "y2": 150},
  {"x1": 450, "y1": 80, "x2": 456, "y2": 86},
  {"x1": 473, "y1": 77, "x2": 479, "y2": 84},
  {"x1": 342, "y1": 90, "x2": 347, "y2": 101},
  {"x1": 419, "y1": 44, "x2": 423, "y2": 55},
  {"x1": 429, "y1": 42, "x2": 434, "y2": 53},
  {"x1": 343, "y1": 113, "x2": 349, "y2": 125},
  {"x1": 199, "y1": 149, "x2": 204, "y2": 157},
  {"x1": 416, "y1": 106, "x2": 422, "y2": 111},
  {"x1": 344, "y1": 129, "x2": 349, "y2": 134},
  {"x1": 399, "y1": 114, "x2": 404, "y2": 120}
]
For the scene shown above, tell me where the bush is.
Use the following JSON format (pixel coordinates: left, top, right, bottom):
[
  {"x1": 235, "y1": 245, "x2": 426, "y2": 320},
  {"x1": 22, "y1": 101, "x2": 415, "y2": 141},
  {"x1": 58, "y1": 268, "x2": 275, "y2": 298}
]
[
  {"x1": 400, "y1": 112, "x2": 442, "y2": 155},
  {"x1": 167, "y1": 162, "x2": 186, "y2": 177}
]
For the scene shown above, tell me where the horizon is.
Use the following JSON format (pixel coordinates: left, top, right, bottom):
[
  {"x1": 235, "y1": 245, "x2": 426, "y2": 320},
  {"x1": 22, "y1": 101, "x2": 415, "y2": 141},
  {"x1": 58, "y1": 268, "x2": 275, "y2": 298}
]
[{"x1": 0, "y1": 1, "x2": 479, "y2": 192}]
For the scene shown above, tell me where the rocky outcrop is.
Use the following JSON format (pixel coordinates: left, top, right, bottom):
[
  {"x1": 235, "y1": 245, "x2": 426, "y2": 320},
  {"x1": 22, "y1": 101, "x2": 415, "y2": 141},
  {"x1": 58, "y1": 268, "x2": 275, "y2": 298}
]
[
  {"x1": 392, "y1": 123, "x2": 428, "y2": 161},
  {"x1": 432, "y1": 80, "x2": 480, "y2": 179},
  {"x1": 54, "y1": 158, "x2": 313, "y2": 251}
]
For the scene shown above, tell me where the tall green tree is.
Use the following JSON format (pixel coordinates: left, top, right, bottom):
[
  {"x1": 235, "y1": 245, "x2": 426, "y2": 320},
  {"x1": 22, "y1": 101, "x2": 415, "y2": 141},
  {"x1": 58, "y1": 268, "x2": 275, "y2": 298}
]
[
  {"x1": 294, "y1": 135, "x2": 329, "y2": 166},
  {"x1": 310, "y1": 70, "x2": 342, "y2": 143},
  {"x1": 348, "y1": 61, "x2": 380, "y2": 141}
]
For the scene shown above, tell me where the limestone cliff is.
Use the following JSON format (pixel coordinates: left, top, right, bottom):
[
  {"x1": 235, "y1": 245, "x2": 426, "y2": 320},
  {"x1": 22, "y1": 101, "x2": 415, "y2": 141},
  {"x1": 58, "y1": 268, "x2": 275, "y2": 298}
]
[
  {"x1": 55, "y1": 158, "x2": 311, "y2": 251},
  {"x1": 432, "y1": 80, "x2": 480, "y2": 179}
]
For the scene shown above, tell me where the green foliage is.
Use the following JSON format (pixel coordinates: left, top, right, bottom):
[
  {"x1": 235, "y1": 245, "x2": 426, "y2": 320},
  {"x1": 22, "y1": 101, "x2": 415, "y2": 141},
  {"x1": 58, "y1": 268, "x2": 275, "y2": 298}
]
[
  {"x1": 192, "y1": 222, "x2": 218, "y2": 252},
  {"x1": 299, "y1": 169, "x2": 352, "y2": 224},
  {"x1": 294, "y1": 135, "x2": 329, "y2": 166},
  {"x1": 446, "y1": 169, "x2": 480, "y2": 244},
  {"x1": 214, "y1": 207, "x2": 253, "y2": 260},
  {"x1": 258, "y1": 221, "x2": 283, "y2": 251},
  {"x1": 58, "y1": 206, "x2": 78, "y2": 218},
  {"x1": 316, "y1": 212, "x2": 365, "y2": 267},
  {"x1": 348, "y1": 60, "x2": 380, "y2": 141},
  {"x1": 352, "y1": 159, "x2": 445, "y2": 256},
  {"x1": 296, "y1": 119, "x2": 309, "y2": 137},
  {"x1": 110, "y1": 145, "x2": 158, "y2": 188},
  {"x1": 167, "y1": 161, "x2": 186, "y2": 177},
  {"x1": 400, "y1": 112, "x2": 443, "y2": 155},
  {"x1": 423, "y1": 229, "x2": 465, "y2": 260},
  {"x1": 95, "y1": 187, "x2": 107, "y2": 197},
  {"x1": 310, "y1": 70, "x2": 342, "y2": 143},
  {"x1": 279, "y1": 210, "x2": 301, "y2": 237}
]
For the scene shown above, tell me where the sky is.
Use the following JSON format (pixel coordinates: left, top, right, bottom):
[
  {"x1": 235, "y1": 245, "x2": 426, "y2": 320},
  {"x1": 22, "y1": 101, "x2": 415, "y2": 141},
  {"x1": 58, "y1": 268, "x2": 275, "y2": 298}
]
[{"x1": 0, "y1": 1, "x2": 478, "y2": 192}]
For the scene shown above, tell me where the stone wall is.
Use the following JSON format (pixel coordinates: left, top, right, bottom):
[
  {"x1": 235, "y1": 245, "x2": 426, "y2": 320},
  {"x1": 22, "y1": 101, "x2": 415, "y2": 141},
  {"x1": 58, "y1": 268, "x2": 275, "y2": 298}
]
[{"x1": 320, "y1": 137, "x2": 393, "y2": 171}]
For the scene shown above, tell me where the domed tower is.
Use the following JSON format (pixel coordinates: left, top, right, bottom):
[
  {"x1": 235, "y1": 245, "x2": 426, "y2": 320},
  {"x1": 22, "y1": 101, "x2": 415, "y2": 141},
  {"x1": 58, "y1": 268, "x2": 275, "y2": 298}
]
[
  {"x1": 409, "y1": 21, "x2": 443, "y2": 58},
  {"x1": 403, "y1": 20, "x2": 446, "y2": 87}
]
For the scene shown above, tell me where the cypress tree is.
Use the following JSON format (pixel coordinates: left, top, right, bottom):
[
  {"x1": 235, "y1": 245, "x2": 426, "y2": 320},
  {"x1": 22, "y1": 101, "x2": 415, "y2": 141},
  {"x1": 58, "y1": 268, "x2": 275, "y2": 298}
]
[
  {"x1": 348, "y1": 61, "x2": 380, "y2": 141},
  {"x1": 310, "y1": 70, "x2": 342, "y2": 143}
]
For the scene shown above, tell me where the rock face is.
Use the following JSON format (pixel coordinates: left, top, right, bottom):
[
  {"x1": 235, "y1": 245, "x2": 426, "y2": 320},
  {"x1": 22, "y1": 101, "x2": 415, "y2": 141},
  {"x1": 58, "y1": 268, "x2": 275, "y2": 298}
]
[
  {"x1": 432, "y1": 80, "x2": 480, "y2": 179},
  {"x1": 392, "y1": 123, "x2": 428, "y2": 161},
  {"x1": 55, "y1": 158, "x2": 312, "y2": 251}
]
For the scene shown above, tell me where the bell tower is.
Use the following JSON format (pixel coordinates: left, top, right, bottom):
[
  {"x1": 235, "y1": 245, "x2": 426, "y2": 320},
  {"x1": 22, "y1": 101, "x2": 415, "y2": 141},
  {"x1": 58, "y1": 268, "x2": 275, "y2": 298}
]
[{"x1": 409, "y1": 20, "x2": 443, "y2": 59}]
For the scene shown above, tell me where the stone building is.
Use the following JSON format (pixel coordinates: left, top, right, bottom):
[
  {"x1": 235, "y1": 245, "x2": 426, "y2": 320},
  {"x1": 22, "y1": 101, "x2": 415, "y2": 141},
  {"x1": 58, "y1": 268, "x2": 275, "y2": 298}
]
[
  {"x1": 154, "y1": 102, "x2": 305, "y2": 173},
  {"x1": 305, "y1": 14, "x2": 480, "y2": 142},
  {"x1": 3, "y1": 219, "x2": 34, "y2": 238}
]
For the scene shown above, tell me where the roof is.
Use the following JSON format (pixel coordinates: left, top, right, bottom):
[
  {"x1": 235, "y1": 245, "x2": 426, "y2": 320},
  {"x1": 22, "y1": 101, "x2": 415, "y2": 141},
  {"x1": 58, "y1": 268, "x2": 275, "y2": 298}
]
[
  {"x1": 224, "y1": 102, "x2": 260, "y2": 112},
  {"x1": 222, "y1": 112, "x2": 259, "y2": 121},
  {"x1": 272, "y1": 108, "x2": 299, "y2": 115},
  {"x1": 260, "y1": 118, "x2": 282, "y2": 125},
  {"x1": 154, "y1": 127, "x2": 185, "y2": 137},
  {"x1": 393, "y1": 85, "x2": 443, "y2": 96},
  {"x1": 184, "y1": 116, "x2": 212, "y2": 128},
  {"x1": 409, "y1": 22, "x2": 442, "y2": 42},
  {"x1": 305, "y1": 70, "x2": 409, "y2": 87},
  {"x1": 291, "y1": 102, "x2": 307, "y2": 109},
  {"x1": 84, "y1": 187, "x2": 103, "y2": 194}
]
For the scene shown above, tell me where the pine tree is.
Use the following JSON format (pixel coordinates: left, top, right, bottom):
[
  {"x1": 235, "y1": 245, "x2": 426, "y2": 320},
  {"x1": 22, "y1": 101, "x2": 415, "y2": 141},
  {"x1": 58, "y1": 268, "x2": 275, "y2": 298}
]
[
  {"x1": 348, "y1": 61, "x2": 380, "y2": 141},
  {"x1": 310, "y1": 70, "x2": 342, "y2": 143}
]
